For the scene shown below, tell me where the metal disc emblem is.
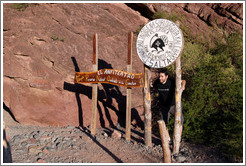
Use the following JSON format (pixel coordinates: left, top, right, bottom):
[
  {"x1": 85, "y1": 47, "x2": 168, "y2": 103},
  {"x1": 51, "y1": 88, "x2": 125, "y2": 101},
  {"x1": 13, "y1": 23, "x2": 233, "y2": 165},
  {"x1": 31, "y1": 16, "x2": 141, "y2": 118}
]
[{"x1": 136, "y1": 19, "x2": 184, "y2": 68}]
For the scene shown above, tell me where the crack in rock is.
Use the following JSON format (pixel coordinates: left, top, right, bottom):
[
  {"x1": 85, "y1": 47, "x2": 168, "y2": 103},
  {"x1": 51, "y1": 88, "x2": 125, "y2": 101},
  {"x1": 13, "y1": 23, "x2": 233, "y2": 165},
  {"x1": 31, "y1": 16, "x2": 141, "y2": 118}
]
[
  {"x1": 52, "y1": 17, "x2": 82, "y2": 35},
  {"x1": 4, "y1": 75, "x2": 28, "y2": 81},
  {"x1": 14, "y1": 53, "x2": 30, "y2": 57}
]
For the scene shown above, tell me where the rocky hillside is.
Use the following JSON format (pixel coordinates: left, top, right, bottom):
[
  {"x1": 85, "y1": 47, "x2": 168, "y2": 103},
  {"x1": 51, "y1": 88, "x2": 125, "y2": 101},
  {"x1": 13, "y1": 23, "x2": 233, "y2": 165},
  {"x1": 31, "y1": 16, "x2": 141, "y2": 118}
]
[
  {"x1": 128, "y1": 3, "x2": 243, "y2": 38},
  {"x1": 3, "y1": 3, "x2": 243, "y2": 127}
]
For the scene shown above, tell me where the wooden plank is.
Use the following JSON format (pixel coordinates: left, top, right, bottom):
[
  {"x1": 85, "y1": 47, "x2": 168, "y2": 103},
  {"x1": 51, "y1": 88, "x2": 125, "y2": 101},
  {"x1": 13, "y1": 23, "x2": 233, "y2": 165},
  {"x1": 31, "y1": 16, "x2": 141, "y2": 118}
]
[
  {"x1": 158, "y1": 120, "x2": 171, "y2": 163},
  {"x1": 91, "y1": 34, "x2": 98, "y2": 135},
  {"x1": 74, "y1": 69, "x2": 144, "y2": 88},
  {"x1": 126, "y1": 32, "x2": 133, "y2": 141},
  {"x1": 143, "y1": 65, "x2": 152, "y2": 147}
]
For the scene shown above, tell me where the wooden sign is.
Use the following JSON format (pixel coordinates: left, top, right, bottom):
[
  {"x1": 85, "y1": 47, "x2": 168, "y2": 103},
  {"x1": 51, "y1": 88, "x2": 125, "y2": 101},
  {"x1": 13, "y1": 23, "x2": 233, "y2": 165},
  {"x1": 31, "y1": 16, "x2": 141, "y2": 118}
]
[
  {"x1": 136, "y1": 19, "x2": 184, "y2": 68},
  {"x1": 74, "y1": 69, "x2": 144, "y2": 88}
]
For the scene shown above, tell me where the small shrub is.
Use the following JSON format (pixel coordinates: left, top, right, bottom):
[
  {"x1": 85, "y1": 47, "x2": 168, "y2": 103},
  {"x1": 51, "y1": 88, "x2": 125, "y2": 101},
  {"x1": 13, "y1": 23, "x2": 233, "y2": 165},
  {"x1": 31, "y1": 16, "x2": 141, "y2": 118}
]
[
  {"x1": 51, "y1": 35, "x2": 59, "y2": 41},
  {"x1": 11, "y1": 3, "x2": 29, "y2": 11},
  {"x1": 51, "y1": 35, "x2": 65, "y2": 42},
  {"x1": 60, "y1": 37, "x2": 66, "y2": 42},
  {"x1": 134, "y1": 25, "x2": 145, "y2": 35},
  {"x1": 152, "y1": 12, "x2": 183, "y2": 22}
]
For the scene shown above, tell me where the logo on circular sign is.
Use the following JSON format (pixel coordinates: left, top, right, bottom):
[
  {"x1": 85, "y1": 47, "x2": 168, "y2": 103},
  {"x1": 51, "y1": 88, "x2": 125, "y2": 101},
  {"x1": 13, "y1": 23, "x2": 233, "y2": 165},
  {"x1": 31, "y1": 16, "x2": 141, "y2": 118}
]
[{"x1": 136, "y1": 19, "x2": 184, "y2": 68}]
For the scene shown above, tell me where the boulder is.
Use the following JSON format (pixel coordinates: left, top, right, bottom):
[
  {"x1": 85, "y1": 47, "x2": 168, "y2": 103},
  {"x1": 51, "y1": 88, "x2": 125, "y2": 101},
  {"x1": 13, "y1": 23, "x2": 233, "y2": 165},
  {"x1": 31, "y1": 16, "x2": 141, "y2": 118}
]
[{"x1": 111, "y1": 130, "x2": 122, "y2": 139}]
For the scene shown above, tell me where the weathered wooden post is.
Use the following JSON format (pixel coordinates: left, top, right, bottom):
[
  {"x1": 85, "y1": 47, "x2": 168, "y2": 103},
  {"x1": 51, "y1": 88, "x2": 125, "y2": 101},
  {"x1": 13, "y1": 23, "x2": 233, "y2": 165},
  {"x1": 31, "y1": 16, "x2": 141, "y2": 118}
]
[
  {"x1": 173, "y1": 21, "x2": 184, "y2": 154},
  {"x1": 158, "y1": 120, "x2": 171, "y2": 163},
  {"x1": 91, "y1": 34, "x2": 98, "y2": 135},
  {"x1": 173, "y1": 55, "x2": 182, "y2": 154},
  {"x1": 143, "y1": 65, "x2": 152, "y2": 147},
  {"x1": 125, "y1": 32, "x2": 133, "y2": 141}
]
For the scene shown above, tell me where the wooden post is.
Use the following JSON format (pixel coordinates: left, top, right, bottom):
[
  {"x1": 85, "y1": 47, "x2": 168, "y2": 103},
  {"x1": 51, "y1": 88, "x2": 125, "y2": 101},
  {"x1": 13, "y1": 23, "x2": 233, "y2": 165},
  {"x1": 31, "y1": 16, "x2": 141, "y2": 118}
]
[
  {"x1": 173, "y1": 21, "x2": 183, "y2": 154},
  {"x1": 143, "y1": 65, "x2": 152, "y2": 147},
  {"x1": 91, "y1": 34, "x2": 98, "y2": 135},
  {"x1": 158, "y1": 120, "x2": 171, "y2": 163},
  {"x1": 173, "y1": 56, "x2": 182, "y2": 154},
  {"x1": 126, "y1": 32, "x2": 133, "y2": 141}
]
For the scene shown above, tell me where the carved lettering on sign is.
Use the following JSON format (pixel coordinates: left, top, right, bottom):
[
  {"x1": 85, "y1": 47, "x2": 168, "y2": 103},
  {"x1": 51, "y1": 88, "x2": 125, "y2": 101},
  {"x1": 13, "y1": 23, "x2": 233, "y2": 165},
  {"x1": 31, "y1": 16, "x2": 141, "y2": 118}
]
[
  {"x1": 136, "y1": 19, "x2": 184, "y2": 68},
  {"x1": 74, "y1": 69, "x2": 144, "y2": 88}
]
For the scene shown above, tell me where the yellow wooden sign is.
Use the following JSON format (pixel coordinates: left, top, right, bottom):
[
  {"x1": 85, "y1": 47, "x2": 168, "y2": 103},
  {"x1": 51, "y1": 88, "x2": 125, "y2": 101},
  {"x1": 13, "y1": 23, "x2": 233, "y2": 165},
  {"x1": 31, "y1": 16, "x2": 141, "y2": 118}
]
[{"x1": 74, "y1": 69, "x2": 144, "y2": 88}]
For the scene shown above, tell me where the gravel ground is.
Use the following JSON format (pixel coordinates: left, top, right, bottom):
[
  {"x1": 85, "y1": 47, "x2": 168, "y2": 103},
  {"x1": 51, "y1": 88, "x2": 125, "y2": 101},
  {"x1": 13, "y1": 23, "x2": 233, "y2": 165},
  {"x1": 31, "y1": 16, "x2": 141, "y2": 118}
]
[{"x1": 3, "y1": 109, "x2": 237, "y2": 164}]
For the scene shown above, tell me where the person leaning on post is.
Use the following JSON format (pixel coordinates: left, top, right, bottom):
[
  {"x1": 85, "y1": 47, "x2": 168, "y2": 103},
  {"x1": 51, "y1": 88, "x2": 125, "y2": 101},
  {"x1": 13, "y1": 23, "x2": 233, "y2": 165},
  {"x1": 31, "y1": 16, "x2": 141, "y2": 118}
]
[{"x1": 152, "y1": 68, "x2": 186, "y2": 145}]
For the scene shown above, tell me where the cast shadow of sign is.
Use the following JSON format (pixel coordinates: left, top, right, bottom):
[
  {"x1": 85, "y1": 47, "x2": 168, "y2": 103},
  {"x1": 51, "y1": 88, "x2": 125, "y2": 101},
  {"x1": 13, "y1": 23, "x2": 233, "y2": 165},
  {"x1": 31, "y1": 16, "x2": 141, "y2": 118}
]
[{"x1": 63, "y1": 57, "x2": 144, "y2": 130}]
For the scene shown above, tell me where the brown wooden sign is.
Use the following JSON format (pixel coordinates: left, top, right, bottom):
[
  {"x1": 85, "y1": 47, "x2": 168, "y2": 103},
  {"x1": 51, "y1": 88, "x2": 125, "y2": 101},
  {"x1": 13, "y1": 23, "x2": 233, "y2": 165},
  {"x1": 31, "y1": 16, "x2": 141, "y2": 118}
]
[{"x1": 74, "y1": 69, "x2": 144, "y2": 88}]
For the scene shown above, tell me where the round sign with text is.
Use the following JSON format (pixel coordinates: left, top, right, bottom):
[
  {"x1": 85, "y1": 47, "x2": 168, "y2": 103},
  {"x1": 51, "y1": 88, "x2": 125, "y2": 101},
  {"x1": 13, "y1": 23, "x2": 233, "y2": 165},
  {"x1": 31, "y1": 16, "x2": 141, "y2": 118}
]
[{"x1": 136, "y1": 19, "x2": 184, "y2": 68}]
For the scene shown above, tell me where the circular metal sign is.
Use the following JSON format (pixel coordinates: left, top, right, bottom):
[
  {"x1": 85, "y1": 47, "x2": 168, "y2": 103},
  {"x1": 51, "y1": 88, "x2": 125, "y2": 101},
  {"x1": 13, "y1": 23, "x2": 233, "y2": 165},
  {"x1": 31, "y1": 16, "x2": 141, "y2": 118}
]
[{"x1": 136, "y1": 19, "x2": 184, "y2": 68}]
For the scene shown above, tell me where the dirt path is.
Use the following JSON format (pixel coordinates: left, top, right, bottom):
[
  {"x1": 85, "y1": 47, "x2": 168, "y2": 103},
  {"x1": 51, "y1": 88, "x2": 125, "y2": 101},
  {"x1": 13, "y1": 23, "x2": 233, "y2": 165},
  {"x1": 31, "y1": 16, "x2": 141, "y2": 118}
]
[{"x1": 3, "y1": 110, "x2": 232, "y2": 163}]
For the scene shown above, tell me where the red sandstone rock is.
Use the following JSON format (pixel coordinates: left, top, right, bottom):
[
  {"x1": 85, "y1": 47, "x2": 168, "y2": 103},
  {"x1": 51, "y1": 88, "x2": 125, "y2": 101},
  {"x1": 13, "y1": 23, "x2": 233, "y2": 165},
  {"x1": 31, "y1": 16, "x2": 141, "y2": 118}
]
[
  {"x1": 37, "y1": 158, "x2": 46, "y2": 163},
  {"x1": 111, "y1": 130, "x2": 122, "y2": 139},
  {"x1": 42, "y1": 149, "x2": 50, "y2": 154},
  {"x1": 3, "y1": 3, "x2": 146, "y2": 127}
]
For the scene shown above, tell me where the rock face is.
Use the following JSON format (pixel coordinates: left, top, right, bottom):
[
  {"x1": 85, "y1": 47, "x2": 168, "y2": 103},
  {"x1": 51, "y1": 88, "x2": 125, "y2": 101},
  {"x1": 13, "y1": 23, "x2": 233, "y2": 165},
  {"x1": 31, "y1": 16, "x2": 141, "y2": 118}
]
[
  {"x1": 3, "y1": 3, "x2": 243, "y2": 127},
  {"x1": 128, "y1": 3, "x2": 242, "y2": 43}
]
